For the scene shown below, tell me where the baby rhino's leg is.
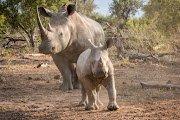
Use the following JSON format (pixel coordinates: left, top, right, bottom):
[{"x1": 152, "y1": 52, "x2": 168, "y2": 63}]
[
  {"x1": 96, "y1": 87, "x2": 103, "y2": 106},
  {"x1": 82, "y1": 78, "x2": 99, "y2": 110},
  {"x1": 103, "y1": 75, "x2": 119, "y2": 111}
]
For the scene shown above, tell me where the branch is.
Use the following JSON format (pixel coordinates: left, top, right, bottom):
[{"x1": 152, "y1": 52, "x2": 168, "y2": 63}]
[
  {"x1": 0, "y1": 28, "x2": 12, "y2": 40},
  {"x1": 18, "y1": 22, "x2": 30, "y2": 37},
  {"x1": 140, "y1": 81, "x2": 180, "y2": 90},
  {"x1": 17, "y1": 29, "x2": 30, "y2": 47},
  {"x1": 1, "y1": 35, "x2": 26, "y2": 48},
  {"x1": 0, "y1": 28, "x2": 6, "y2": 34},
  {"x1": 0, "y1": 36, "x2": 11, "y2": 39},
  {"x1": 157, "y1": 52, "x2": 177, "y2": 57},
  {"x1": 124, "y1": 52, "x2": 151, "y2": 60},
  {"x1": 147, "y1": 50, "x2": 180, "y2": 64}
]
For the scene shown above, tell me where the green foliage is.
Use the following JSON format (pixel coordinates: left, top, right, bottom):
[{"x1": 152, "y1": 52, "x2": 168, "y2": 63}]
[
  {"x1": 109, "y1": 0, "x2": 143, "y2": 28},
  {"x1": 125, "y1": 17, "x2": 166, "y2": 53},
  {"x1": 123, "y1": 57, "x2": 130, "y2": 63},
  {"x1": 76, "y1": 0, "x2": 97, "y2": 17},
  {"x1": 90, "y1": 13, "x2": 111, "y2": 24},
  {"x1": 0, "y1": 15, "x2": 8, "y2": 32},
  {"x1": 143, "y1": 0, "x2": 180, "y2": 35},
  {"x1": 0, "y1": 48, "x2": 12, "y2": 57},
  {"x1": 0, "y1": 0, "x2": 73, "y2": 48},
  {"x1": 0, "y1": 0, "x2": 71, "y2": 32}
]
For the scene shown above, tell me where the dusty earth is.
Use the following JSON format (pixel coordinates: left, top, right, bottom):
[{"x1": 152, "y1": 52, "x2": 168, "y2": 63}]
[{"x1": 0, "y1": 54, "x2": 180, "y2": 120}]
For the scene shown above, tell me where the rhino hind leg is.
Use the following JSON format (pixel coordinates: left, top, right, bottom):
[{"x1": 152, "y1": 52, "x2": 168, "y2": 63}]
[
  {"x1": 79, "y1": 85, "x2": 88, "y2": 106},
  {"x1": 72, "y1": 67, "x2": 81, "y2": 89}
]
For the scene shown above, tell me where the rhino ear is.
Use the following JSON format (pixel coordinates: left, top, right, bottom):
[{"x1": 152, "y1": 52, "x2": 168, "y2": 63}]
[
  {"x1": 104, "y1": 39, "x2": 114, "y2": 49},
  {"x1": 39, "y1": 7, "x2": 53, "y2": 17},
  {"x1": 98, "y1": 43, "x2": 103, "y2": 47},
  {"x1": 67, "y1": 4, "x2": 76, "y2": 15},
  {"x1": 61, "y1": 4, "x2": 67, "y2": 11},
  {"x1": 87, "y1": 39, "x2": 96, "y2": 49}
]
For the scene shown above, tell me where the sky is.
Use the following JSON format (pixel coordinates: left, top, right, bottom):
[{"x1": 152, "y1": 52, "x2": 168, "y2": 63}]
[
  {"x1": 93, "y1": 0, "x2": 146, "y2": 18},
  {"x1": 93, "y1": 0, "x2": 112, "y2": 16}
]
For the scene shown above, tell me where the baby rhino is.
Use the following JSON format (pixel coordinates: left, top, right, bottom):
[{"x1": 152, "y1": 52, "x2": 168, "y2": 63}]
[{"x1": 76, "y1": 39, "x2": 119, "y2": 111}]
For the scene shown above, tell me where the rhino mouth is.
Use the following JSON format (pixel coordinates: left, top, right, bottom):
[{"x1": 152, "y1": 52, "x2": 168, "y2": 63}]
[
  {"x1": 38, "y1": 45, "x2": 57, "y2": 55},
  {"x1": 93, "y1": 72, "x2": 108, "y2": 79}
]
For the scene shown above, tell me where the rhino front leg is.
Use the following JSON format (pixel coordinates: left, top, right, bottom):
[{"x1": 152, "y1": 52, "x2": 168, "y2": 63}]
[
  {"x1": 85, "y1": 89, "x2": 99, "y2": 110},
  {"x1": 81, "y1": 78, "x2": 99, "y2": 110},
  {"x1": 51, "y1": 54, "x2": 73, "y2": 91},
  {"x1": 79, "y1": 84, "x2": 88, "y2": 106},
  {"x1": 103, "y1": 75, "x2": 119, "y2": 111},
  {"x1": 96, "y1": 87, "x2": 103, "y2": 106}
]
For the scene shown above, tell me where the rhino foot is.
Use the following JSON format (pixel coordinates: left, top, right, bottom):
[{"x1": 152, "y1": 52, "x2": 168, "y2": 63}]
[
  {"x1": 97, "y1": 100, "x2": 103, "y2": 106},
  {"x1": 79, "y1": 101, "x2": 87, "y2": 106},
  {"x1": 107, "y1": 103, "x2": 119, "y2": 111},
  {"x1": 59, "y1": 83, "x2": 73, "y2": 91},
  {"x1": 73, "y1": 83, "x2": 81, "y2": 89},
  {"x1": 85, "y1": 104, "x2": 99, "y2": 110}
]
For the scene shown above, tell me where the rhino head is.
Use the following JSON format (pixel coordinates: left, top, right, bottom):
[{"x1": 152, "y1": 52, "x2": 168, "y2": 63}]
[
  {"x1": 36, "y1": 5, "x2": 76, "y2": 54},
  {"x1": 88, "y1": 39, "x2": 113, "y2": 79}
]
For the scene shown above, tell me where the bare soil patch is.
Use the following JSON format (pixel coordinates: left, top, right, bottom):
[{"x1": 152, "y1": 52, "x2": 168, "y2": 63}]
[{"x1": 0, "y1": 55, "x2": 180, "y2": 119}]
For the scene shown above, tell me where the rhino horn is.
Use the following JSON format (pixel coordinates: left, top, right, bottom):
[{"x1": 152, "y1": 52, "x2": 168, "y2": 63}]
[
  {"x1": 47, "y1": 23, "x2": 54, "y2": 32},
  {"x1": 36, "y1": 6, "x2": 49, "y2": 39}
]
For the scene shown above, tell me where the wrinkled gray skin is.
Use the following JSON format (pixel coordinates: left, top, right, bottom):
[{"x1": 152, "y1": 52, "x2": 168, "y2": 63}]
[
  {"x1": 76, "y1": 39, "x2": 119, "y2": 111},
  {"x1": 36, "y1": 5, "x2": 105, "y2": 91}
]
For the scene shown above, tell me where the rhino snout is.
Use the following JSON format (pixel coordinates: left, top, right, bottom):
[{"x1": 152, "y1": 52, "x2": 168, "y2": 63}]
[
  {"x1": 93, "y1": 71, "x2": 108, "y2": 79},
  {"x1": 38, "y1": 44, "x2": 55, "y2": 54}
]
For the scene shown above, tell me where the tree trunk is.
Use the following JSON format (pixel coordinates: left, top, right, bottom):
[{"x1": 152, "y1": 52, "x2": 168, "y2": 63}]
[
  {"x1": 18, "y1": 23, "x2": 35, "y2": 48},
  {"x1": 18, "y1": 29, "x2": 30, "y2": 47},
  {"x1": 115, "y1": 37, "x2": 125, "y2": 58},
  {"x1": 29, "y1": 32, "x2": 35, "y2": 48}
]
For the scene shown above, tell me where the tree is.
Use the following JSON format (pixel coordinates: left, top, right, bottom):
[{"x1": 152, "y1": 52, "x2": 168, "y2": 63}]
[
  {"x1": 75, "y1": 0, "x2": 97, "y2": 17},
  {"x1": 143, "y1": 0, "x2": 180, "y2": 35},
  {"x1": 0, "y1": 0, "x2": 71, "y2": 48},
  {"x1": 109, "y1": 0, "x2": 143, "y2": 28}
]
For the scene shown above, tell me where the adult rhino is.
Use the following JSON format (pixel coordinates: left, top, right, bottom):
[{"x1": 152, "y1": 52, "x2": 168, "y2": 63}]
[{"x1": 36, "y1": 4, "x2": 105, "y2": 91}]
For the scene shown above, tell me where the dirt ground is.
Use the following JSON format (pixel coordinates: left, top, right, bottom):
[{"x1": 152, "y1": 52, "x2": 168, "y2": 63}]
[{"x1": 0, "y1": 55, "x2": 180, "y2": 120}]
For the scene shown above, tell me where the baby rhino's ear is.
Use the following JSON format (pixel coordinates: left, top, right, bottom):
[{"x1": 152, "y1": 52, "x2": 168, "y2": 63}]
[
  {"x1": 98, "y1": 43, "x2": 103, "y2": 47},
  {"x1": 104, "y1": 39, "x2": 113, "y2": 49},
  {"x1": 87, "y1": 39, "x2": 96, "y2": 49}
]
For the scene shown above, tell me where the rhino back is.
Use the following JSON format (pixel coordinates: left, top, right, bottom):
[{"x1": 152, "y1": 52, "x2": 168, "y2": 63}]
[{"x1": 78, "y1": 13, "x2": 105, "y2": 45}]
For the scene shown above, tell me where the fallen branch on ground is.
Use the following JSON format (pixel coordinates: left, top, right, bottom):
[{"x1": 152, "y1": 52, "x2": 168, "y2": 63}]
[
  {"x1": 147, "y1": 51, "x2": 180, "y2": 65},
  {"x1": 157, "y1": 52, "x2": 177, "y2": 57},
  {"x1": 0, "y1": 28, "x2": 26, "y2": 48},
  {"x1": 25, "y1": 54, "x2": 45, "y2": 57},
  {"x1": 140, "y1": 81, "x2": 180, "y2": 90},
  {"x1": 119, "y1": 51, "x2": 180, "y2": 65},
  {"x1": 123, "y1": 52, "x2": 151, "y2": 60}
]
